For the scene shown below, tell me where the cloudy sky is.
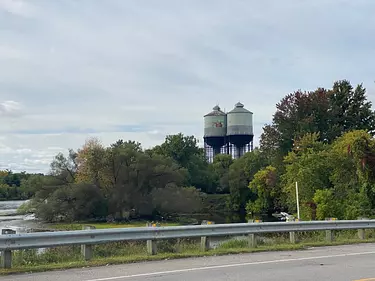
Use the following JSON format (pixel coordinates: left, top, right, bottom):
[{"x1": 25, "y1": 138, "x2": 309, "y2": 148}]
[{"x1": 1, "y1": 0, "x2": 375, "y2": 173}]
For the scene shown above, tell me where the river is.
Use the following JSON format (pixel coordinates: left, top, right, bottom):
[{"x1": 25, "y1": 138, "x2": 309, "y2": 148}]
[
  {"x1": 0, "y1": 200, "x2": 41, "y2": 233},
  {"x1": 0, "y1": 201, "x2": 283, "y2": 252}
]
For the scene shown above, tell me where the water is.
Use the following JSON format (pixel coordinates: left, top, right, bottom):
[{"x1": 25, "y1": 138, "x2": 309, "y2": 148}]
[
  {"x1": 0, "y1": 201, "x2": 283, "y2": 256},
  {"x1": 0, "y1": 200, "x2": 40, "y2": 233}
]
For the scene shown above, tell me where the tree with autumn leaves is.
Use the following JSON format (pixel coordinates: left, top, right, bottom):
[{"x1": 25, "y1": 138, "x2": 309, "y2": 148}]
[
  {"x1": 255, "y1": 80, "x2": 375, "y2": 220},
  {"x1": 260, "y1": 80, "x2": 375, "y2": 159}
]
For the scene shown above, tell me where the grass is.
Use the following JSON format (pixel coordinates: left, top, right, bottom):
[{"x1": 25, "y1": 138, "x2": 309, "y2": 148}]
[
  {"x1": 47, "y1": 221, "x2": 180, "y2": 231},
  {"x1": 0, "y1": 244, "x2": 306, "y2": 275},
  {"x1": 2, "y1": 229, "x2": 375, "y2": 276}
]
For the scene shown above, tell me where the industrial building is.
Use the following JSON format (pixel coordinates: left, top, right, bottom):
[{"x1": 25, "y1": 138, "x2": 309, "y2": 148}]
[{"x1": 203, "y1": 102, "x2": 254, "y2": 162}]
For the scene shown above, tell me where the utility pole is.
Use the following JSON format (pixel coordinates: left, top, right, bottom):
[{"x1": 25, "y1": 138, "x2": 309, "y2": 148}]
[{"x1": 296, "y1": 182, "x2": 300, "y2": 220}]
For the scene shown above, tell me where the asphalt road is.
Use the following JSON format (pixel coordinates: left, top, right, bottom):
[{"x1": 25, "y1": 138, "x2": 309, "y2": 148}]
[{"x1": 4, "y1": 243, "x2": 375, "y2": 281}]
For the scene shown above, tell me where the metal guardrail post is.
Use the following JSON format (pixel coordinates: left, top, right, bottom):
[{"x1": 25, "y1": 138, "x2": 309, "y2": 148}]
[
  {"x1": 201, "y1": 221, "x2": 214, "y2": 251},
  {"x1": 358, "y1": 228, "x2": 365, "y2": 240},
  {"x1": 247, "y1": 220, "x2": 261, "y2": 248},
  {"x1": 248, "y1": 234, "x2": 257, "y2": 248},
  {"x1": 326, "y1": 229, "x2": 333, "y2": 242},
  {"x1": 81, "y1": 225, "x2": 96, "y2": 260},
  {"x1": 1, "y1": 229, "x2": 16, "y2": 268},
  {"x1": 357, "y1": 217, "x2": 367, "y2": 240},
  {"x1": 325, "y1": 218, "x2": 337, "y2": 242},
  {"x1": 146, "y1": 223, "x2": 158, "y2": 255},
  {"x1": 289, "y1": 219, "x2": 298, "y2": 244},
  {"x1": 289, "y1": 231, "x2": 296, "y2": 244},
  {"x1": 176, "y1": 237, "x2": 182, "y2": 253}
]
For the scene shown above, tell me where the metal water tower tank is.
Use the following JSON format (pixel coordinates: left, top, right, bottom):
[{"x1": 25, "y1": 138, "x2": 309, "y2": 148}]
[
  {"x1": 203, "y1": 105, "x2": 226, "y2": 156},
  {"x1": 226, "y1": 102, "x2": 254, "y2": 157}
]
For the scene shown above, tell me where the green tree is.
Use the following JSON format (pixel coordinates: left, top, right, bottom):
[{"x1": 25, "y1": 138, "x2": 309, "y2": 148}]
[
  {"x1": 328, "y1": 130, "x2": 375, "y2": 219},
  {"x1": 0, "y1": 170, "x2": 22, "y2": 187},
  {"x1": 328, "y1": 81, "x2": 375, "y2": 140},
  {"x1": 151, "y1": 185, "x2": 203, "y2": 217},
  {"x1": 313, "y1": 189, "x2": 343, "y2": 220},
  {"x1": 32, "y1": 175, "x2": 68, "y2": 203},
  {"x1": 282, "y1": 133, "x2": 332, "y2": 220},
  {"x1": 104, "y1": 140, "x2": 143, "y2": 188},
  {"x1": 210, "y1": 154, "x2": 233, "y2": 193},
  {"x1": 19, "y1": 174, "x2": 46, "y2": 198},
  {"x1": 151, "y1": 133, "x2": 213, "y2": 192},
  {"x1": 228, "y1": 149, "x2": 268, "y2": 212},
  {"x1": 247, "y1": 165, "x2": 279, "y2": 215},
  {"x1": 107, "y1": 145, "x2": 186, "y2": 219},
  {"x1": 35, "y1": 183, "x2": 107, "y2": 222},
  {"x1": 50, "y1": 149, "x2": 77, "y2": 184},
  {"x1": 152, "y1": 133, "x2": 202, "y2": 167},
  {"x1": 0, "y1": 170, "x2": 38, "y2": 199},
  {"x1": 259, "y1": 124, "x2": 282, "y2": 163}
]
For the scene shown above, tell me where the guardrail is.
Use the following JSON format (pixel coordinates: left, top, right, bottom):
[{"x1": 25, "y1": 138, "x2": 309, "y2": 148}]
[{"x1": 0, "y1": 219, "x2": 374, "y2": 269}]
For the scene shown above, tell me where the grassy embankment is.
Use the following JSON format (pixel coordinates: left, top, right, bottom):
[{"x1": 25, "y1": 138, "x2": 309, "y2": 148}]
[
  {"x1": 2, "y1": 224, "x2": 375, "y2": 275},
  {"x1": 46, "y1": 221, "x2": 180, "y2": 231}
]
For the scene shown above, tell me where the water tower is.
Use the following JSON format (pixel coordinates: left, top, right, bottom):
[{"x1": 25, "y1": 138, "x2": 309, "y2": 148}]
[
  {"x1": 226, "y1": 102, "x2": 254, "y2": 159},
  {"x1": 203, "y1": 105, "x2": 227, "y2": 162}
]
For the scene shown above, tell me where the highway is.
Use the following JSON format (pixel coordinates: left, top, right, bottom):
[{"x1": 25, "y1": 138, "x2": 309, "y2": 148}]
[{"x1": 4, "y1": 243, "x2": 375, "y2": 281}]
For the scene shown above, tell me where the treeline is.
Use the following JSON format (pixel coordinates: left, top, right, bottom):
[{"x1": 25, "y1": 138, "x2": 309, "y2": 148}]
[
  {"x1": 248, "y1": 80, "x2": 375, "y2": 220},
  {"x1": 26, "y1": 138, "x2": 210, "y2": 222},
  {"x1": 0, "y1": 170, "x2": 39, "y2": 200},
  {"x1": 24, "y1": 80, "x2": 375, "y2": 222}
]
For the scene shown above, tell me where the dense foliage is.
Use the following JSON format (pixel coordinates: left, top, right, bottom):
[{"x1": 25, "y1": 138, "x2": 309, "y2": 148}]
[
  {"x1": 13, "y1": 80, "x2": 375, "y2": 222},
  {"x1": 0, "y1": 170, "x2": 42, "y2": 200}
]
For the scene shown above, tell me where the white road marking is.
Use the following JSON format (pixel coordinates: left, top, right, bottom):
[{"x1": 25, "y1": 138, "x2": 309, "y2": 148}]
[{"x1": 85, "y1": 251, "x2": 375, "y2": 281}]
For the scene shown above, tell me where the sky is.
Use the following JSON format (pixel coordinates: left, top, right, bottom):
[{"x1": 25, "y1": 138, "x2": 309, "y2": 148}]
[{"x1": 0, "y1": 0, "x2": 375, "y2": 173}]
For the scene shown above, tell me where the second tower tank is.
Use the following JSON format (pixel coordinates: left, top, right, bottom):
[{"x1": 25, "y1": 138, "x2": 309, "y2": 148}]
[{"x1": 226, "y1": 102, "x2": 253, "y2": 157}]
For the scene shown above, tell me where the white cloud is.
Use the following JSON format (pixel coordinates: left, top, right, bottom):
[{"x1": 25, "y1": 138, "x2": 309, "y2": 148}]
[
  {"x1": 0, "y1": 131, "x2": 168, "y2": 172},
  {"x1": 0, "y1": 100, "x2": 22, "y2": 117},
  {"x1": 0, "y1": 45, "x2": 28, "y2": 60},
  {"x1": 0, "y1": 0, "x2": 374, "y2": 172},
  {"x1": 0, "y1": 0, "x2": 36, "y2": 17}
]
